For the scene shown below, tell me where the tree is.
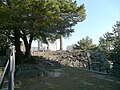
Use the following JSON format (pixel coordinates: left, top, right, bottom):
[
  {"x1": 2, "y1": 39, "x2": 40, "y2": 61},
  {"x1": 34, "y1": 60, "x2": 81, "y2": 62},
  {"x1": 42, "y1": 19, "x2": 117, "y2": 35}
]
[
  {"x1": 60, "y1": 35, "x2": 63, "y2": 50},
  {"x1": 0, "y1": 0, "x2": 12, "y2": 55},
  {"x1": 0, "y1": 32, "x2": 7, "y2": 55},
  {"x1": 111, "y1": 21, "x2": 120, "y2": 77},
  {"x1": 98, "y1": 32, "x2": 114, "y2": 54},
  {"x1": 98, "y1": 32, "x2": 115, "y2": 58},
  {"x1": 73, "y1": 36, "x2": 96, "y2": 50},
  {"x1": 98, "y1": 31, "x2": 116, "y2": 63},
  {"x1": 0, "y1": 0, "x2": 86, "y2": 63}
]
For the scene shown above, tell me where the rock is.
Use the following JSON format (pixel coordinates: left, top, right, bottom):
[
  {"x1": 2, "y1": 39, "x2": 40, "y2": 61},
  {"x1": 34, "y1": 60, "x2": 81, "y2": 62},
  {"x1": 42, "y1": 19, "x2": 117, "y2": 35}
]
[{"x1": 32, "y1": 50, "x2": 109, "y2": 73}]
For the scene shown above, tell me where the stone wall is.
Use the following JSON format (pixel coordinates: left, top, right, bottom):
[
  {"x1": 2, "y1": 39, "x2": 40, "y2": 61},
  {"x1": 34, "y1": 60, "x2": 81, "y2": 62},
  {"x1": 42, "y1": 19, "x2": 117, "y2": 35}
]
[
  {"x1": 15, "y1": 50, "x2": 110, "y2": 78},
  {"x1": 32, "y1": 50, "x2": 110, "y2": 72}
]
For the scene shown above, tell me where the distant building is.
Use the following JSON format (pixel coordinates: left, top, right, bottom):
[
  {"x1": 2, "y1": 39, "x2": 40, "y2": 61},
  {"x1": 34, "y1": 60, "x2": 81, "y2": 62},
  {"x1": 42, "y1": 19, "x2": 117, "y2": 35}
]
[
  {"x1": 66, "y1": 44, "x2": 75, "y2": 51},
  {"x1": 31, "y1": 39, "x2": 60, "y2": 51},
  {"x1": 20, "y1": 41, "x2": 25, "y2": 53}
]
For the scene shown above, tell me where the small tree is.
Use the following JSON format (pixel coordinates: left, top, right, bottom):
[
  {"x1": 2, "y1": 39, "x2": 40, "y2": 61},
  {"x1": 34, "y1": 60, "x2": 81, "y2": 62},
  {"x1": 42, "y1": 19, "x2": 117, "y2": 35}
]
[
  {"x1": 73, "y1": 36, "x2": 96, "y2": 50},
  {"x1": 98, "y1": 32, "x2": 115, "y2": 62},
  {"x1": 98, "y1": 32, "x2": 114, "y2": 54}
]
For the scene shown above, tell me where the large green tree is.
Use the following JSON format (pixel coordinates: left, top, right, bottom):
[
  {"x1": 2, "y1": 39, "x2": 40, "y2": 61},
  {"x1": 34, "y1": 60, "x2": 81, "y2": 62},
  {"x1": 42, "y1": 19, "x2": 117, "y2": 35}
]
[
  {"x1": 98, "y1": 21, "x2": 120, "y2": 76},
  {"x1": 0, "y1": 0, "x2": 86, "y2": 64}
]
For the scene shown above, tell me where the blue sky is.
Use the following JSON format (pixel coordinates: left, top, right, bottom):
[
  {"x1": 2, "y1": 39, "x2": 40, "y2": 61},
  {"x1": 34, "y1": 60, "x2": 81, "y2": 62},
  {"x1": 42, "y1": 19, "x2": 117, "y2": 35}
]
[
  {"x1": 63, "y1": 0, "x2": 120, "y2": 49},
  {"x1": 32, "y1": 0, "x2": 120, "y2": 50}
]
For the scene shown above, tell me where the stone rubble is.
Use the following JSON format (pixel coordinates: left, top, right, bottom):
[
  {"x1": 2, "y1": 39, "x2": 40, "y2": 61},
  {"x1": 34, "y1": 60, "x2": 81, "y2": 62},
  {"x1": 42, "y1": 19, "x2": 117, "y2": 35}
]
[
  {"x1": 1, "y1": 50, "x2": 110, "y2": 78},
  {"x1": 32, "y1": 50, "x2": 110, "y2": 72}
]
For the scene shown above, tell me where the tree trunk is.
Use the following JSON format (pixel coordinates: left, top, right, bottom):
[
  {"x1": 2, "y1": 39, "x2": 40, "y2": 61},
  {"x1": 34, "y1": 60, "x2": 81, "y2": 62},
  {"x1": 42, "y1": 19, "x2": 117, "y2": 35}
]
[
  {"x1": 38, "y1": 40, "x2": 40, "y2": 51},
  {"x1": 14, "y1": 30, "x2": 21, "y2": 64},
  {"x1": 24, "y1": 35, "x2": 33, "y2": 59},
  {"x1": 6, "y1": 0, "x2": 11, "y2": 5},
  {"x1": 60, "y1": 35, "x2": 63, "y2": 50},
  {"x1": 25, "y1": 44, "x2": 31, "y2": 59}
]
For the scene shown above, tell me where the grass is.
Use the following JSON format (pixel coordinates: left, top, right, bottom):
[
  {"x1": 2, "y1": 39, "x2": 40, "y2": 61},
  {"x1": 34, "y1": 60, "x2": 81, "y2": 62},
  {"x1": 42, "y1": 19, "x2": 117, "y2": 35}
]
[
  {"x1": 15, "y1": 66, "x2": 120, "y2": 90},
  {"x1": 0, "y1": 67, "x2": 3, "y2": 73}
]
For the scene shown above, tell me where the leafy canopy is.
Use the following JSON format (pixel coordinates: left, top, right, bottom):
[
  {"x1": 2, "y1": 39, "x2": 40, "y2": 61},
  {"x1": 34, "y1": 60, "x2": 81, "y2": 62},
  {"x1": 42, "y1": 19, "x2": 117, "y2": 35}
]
[
  {"x1": 0, "y1": 0, "x2": 86, "y2": 44},
  {"x1": 73, "y1": 36, "x2": 96, "y2": 50}
]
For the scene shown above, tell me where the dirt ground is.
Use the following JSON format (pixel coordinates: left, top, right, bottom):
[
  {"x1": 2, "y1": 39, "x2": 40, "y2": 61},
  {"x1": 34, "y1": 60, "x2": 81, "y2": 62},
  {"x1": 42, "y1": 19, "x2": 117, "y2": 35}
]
[{"x1": 14, "y1": 66, "x2": 120, "y2": 90}]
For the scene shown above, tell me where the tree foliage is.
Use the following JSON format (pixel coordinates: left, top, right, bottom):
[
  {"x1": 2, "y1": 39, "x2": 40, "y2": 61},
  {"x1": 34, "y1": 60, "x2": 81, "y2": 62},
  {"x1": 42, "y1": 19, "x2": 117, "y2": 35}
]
[
  {"x1": 98, "y1": 20, "x2": 120, "y2": 77},
  {"x1": 0, "y1": 0, "x2": 86, "y2": 63},
  {"x1": 111, "y1": 21, "x2": 120, "y2": 77},
  {"x1": 98, "y1": 32, "x2": 114, "y2": 54},
  {"x1": 73, "y1": 36, "x2": 96, "y2": 50}
]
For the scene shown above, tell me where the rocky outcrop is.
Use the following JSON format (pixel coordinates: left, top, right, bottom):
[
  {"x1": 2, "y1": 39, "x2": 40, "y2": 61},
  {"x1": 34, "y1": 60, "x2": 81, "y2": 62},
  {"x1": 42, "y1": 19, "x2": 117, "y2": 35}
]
[
  {"x1": 34, "y1": 50, "x2": 91, "y2": 68},
  {"x1": 15, "y1": 50, "x2": 110, "y2": 78},
  {"x1": 32, "y1": 50, "x2": 109, "y2": 73}
]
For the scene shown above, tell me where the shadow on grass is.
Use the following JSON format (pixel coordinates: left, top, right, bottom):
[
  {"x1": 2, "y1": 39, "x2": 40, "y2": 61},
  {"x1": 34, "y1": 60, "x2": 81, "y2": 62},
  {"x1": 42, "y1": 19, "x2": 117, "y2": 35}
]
[{"x1": 15, "y1": 55, "x2": 120, "y2": 90}]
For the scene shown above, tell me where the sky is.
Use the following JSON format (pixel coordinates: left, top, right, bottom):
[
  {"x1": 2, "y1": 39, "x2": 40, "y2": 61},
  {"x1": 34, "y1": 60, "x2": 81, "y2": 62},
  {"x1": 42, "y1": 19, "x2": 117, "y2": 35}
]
[
  {"x1": 32, "y1": 0, "x2": 120, "y2": 50},
  {"x1": 63, "y1": 0, "x2": 120, "y2": 49}
]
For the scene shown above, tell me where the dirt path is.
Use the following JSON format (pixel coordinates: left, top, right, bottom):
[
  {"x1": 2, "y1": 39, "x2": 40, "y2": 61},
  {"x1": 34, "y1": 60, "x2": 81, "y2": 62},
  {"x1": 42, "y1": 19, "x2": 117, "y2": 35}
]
[{"x1": 15, "y1": 67, "x2": 120, "y2": 90}]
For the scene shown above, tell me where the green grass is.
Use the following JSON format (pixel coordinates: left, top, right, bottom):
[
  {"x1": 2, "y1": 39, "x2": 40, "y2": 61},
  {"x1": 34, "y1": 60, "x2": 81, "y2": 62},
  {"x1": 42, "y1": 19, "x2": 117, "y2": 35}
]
[
  {"x1": 0, "y1": 67, "x2": 3, "y2": 72},
  {"x1": 15, "y1": 66, "x2": 120, "y2": 90}
]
